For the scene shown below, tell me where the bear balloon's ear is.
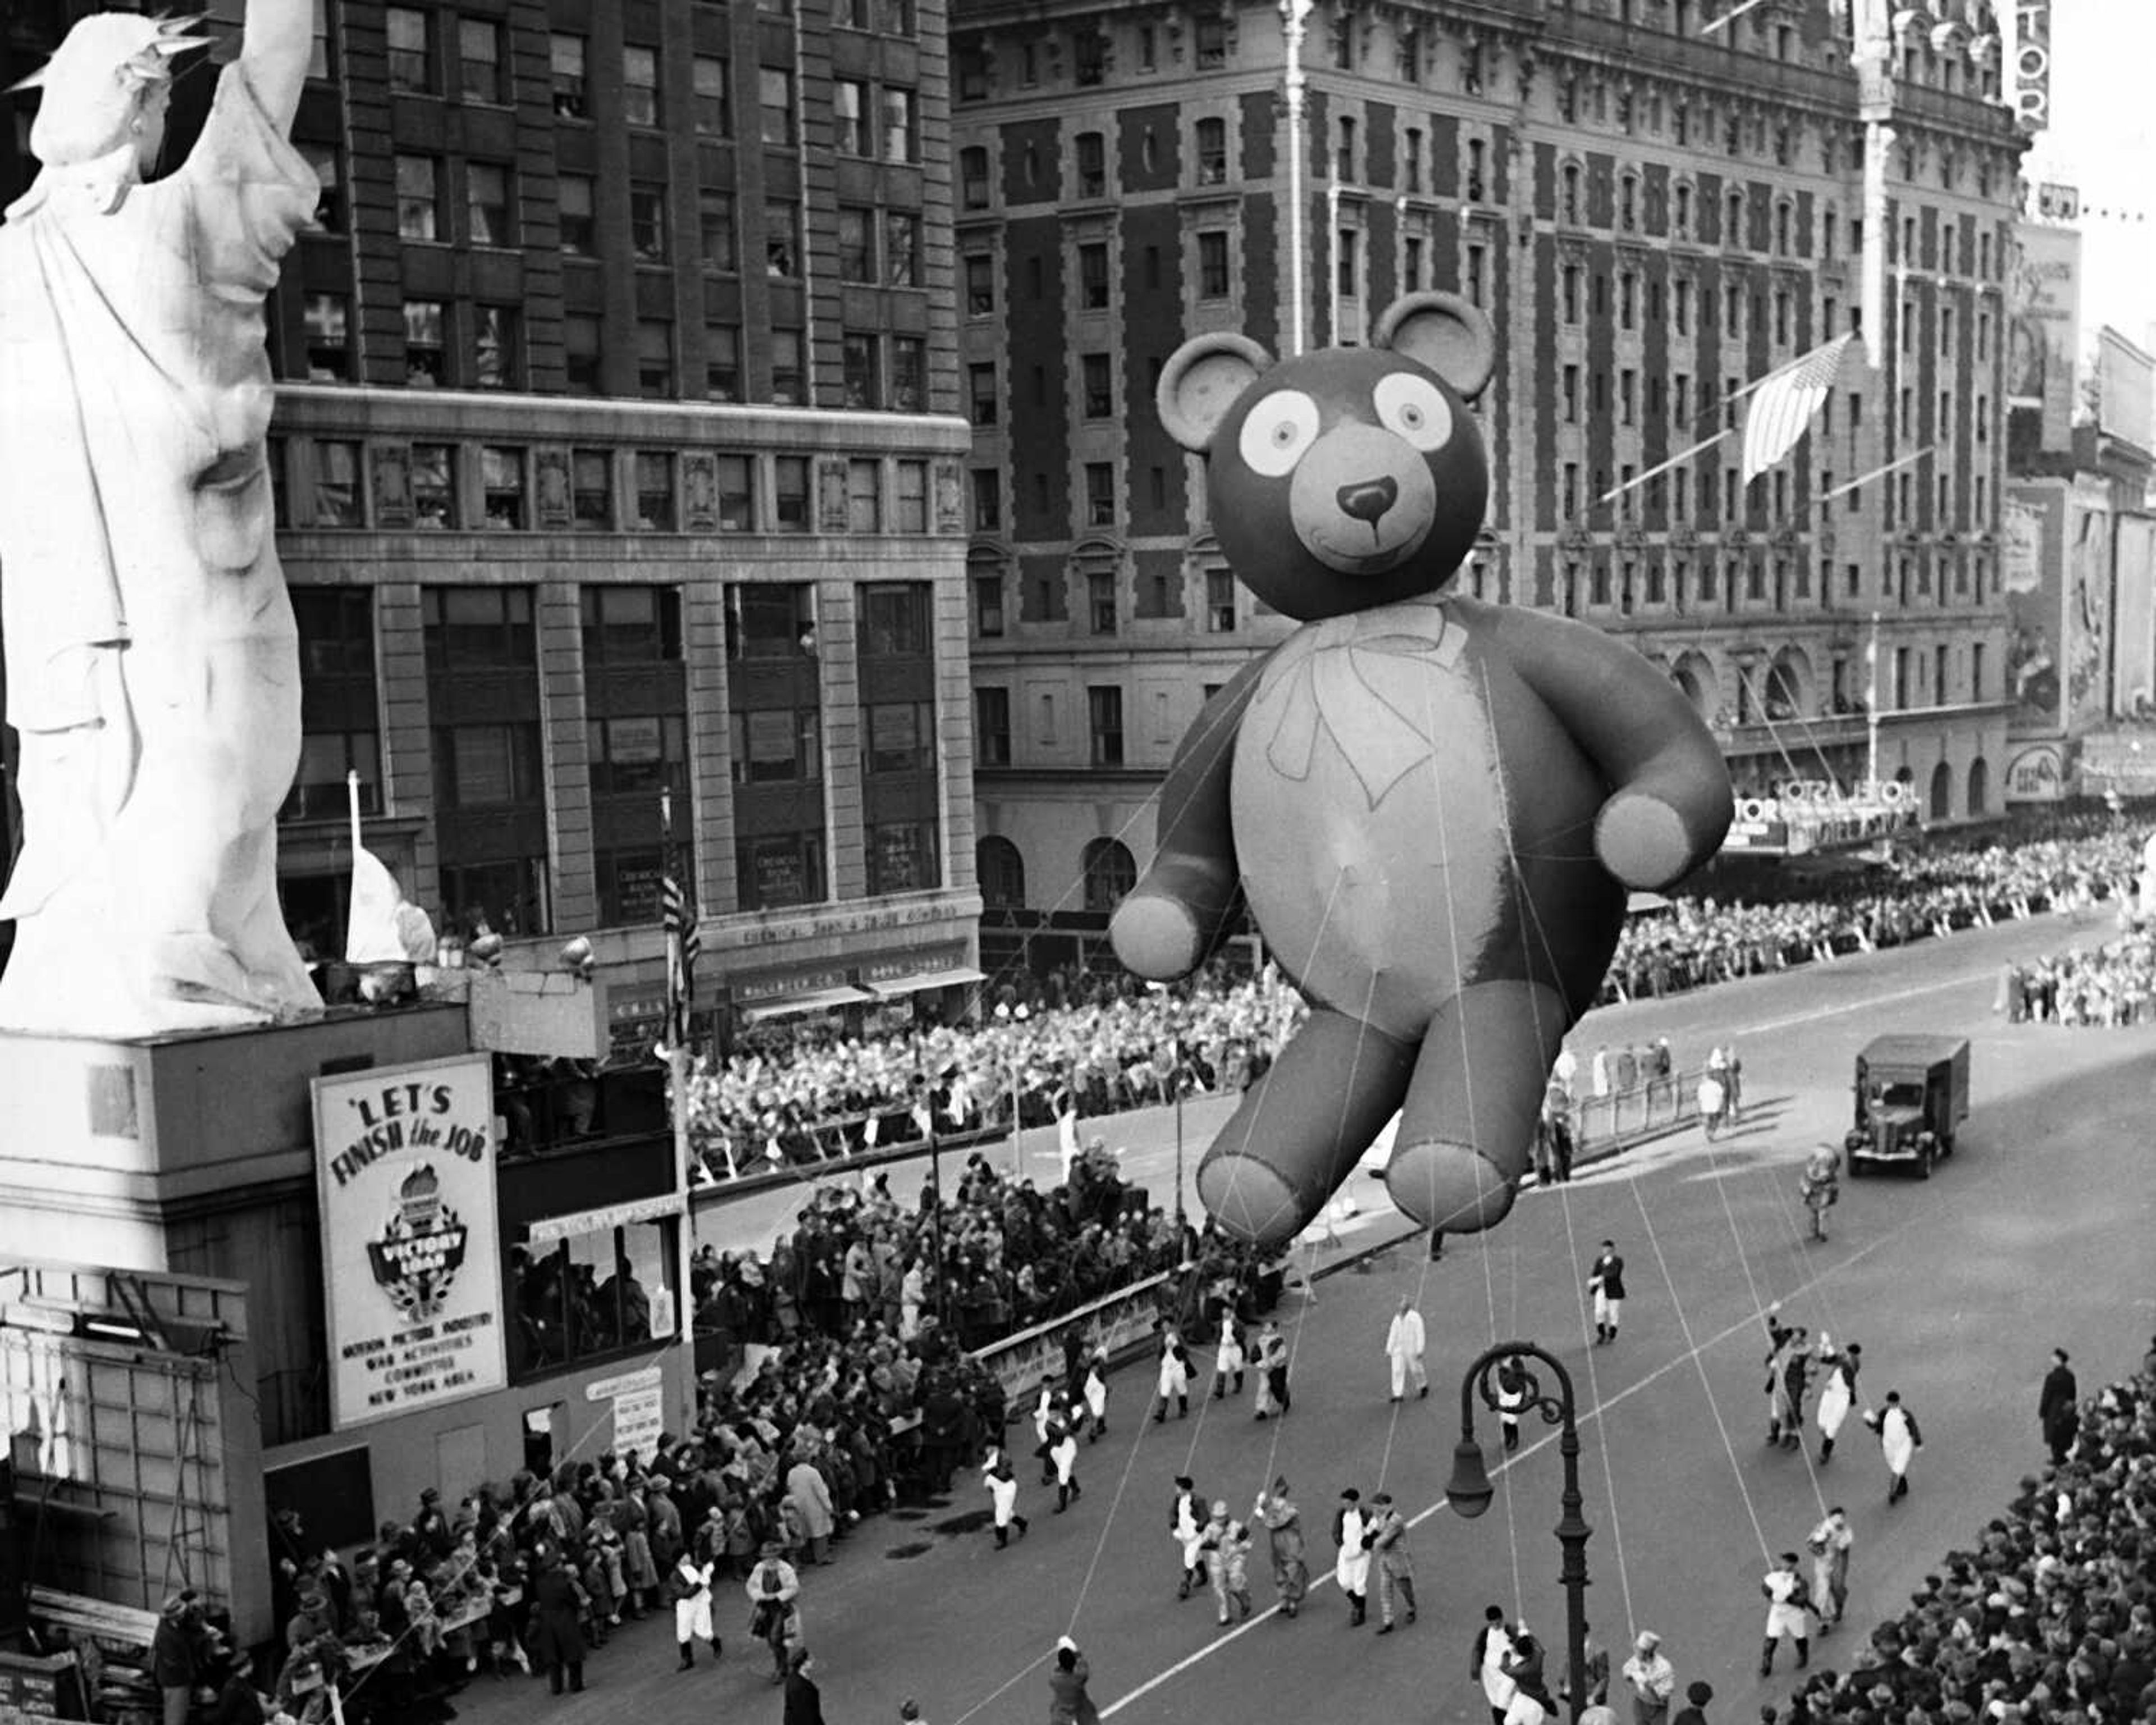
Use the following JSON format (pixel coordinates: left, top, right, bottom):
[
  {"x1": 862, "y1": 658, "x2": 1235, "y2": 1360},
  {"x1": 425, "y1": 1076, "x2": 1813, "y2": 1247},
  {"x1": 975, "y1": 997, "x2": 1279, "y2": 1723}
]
[
  {"x1": 1156, "y1": 333, "x2": 1272, "y2": 453},
  {"x1": 1373, "y1": 293, "x2": 1497, "y2": 404}
]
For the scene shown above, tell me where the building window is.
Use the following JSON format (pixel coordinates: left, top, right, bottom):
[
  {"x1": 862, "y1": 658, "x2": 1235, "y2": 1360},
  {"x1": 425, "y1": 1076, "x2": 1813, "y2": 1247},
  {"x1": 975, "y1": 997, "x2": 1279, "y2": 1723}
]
[
  {"x1": 1206, "y1": 568, "x2": 1236, "y2": 632},
  {"x1": 403, "y1": 299, "x2": 446, "y2": 386},
  {"x1": 630, "y1": 184, "x2": 668, "y2": 262},
  {"x1": 1084, "y1": 464, "x2": 1115, "y2": 526},
  {"x1": 881, "y1": 86, "x2": 917, "y2": 162},
  {"x1": 693, "y1": 56, "x2": 730, "y2": 135},
  {"x1": 423, "y1": 586, "x2": 533, "y2": 670},
  {"x1": 891, "y1": 458, "x2": 928, "y2": 532},
  {"x1": 765, "y1": 200, "x2": 800, "y2": 276},
  {"x1": 549, "y1": 33, "x2": 587, "y2": 117},
  {"x1": 736, "y1": 834, "x2": 825, "y2": 911},
  {"x1": 846, "y1": 458, "x2": 881, "y2": 532},
  {"x1": 1196, "y1": 116, "x2": 1227, "y2": 184},
  {"x1": 635, "y1": 451, "x2": 677, "y2": 531},
  {"x1": 885, "y1": 212, "x2": 921, "y2": 288},
  {"x1": 838, "y1": 206, "x2": 874, "y2": 283},
  {"x1": 843, "y1": 334, "x2": 880, "y2": 409},
  {"x1": 972, "y1": 564, "x2": 1006, "y2": 638},
  {"x1": 1082, "y1": 353, "x2": 1113, "y2": 418},
  {"x1": 480, "y1": 447, "x2": 526, "y2": 529},
  {"x1": 760, "y1": 68, "x2": 796, "y2": 145},
  {"x1": 457, "y1": 17, "x2": 505, "y2": 103},
  {"x1": 284, "y1": 589, "x2": 381, "y2": 824},
  {"x1": 564, "y1": 314, "x2": 601, "y2": 395},
  {"x1": 303, "y1": 292, "x2": 350, "y2": 381},
  {"x1": 1198, "y1": 230, "x2": 1230, "y2": 299},
  {"x1": 467, "y1": 161, "x2": 511, "y2": 246},
  {"x1": 770, "y1": 330, "x2": 806, "y2": 405},
  {"x1": 571, "y1": 450, "x2": 612, "y2": 530},
  {"x1": 728, "y1": 708, "x2": 820, "y2": 783},
  {"x1": 698, "y1": 190, "x2": 737, "y2": 273},
  {"x1": 409, "y1": 442, "x2": 457, "y2": 527},
  {"x1": 864, "y1": 700, "x2": 935, "y2": 775},
  {"x1": 1076, "y1": 131, "x2": 1106, "y2": 198},
  {"x1": 971, "y1": 470, "x2": 1002, "y2": 533},
  {"x1": 975, "y1": 688, "x2": 1011, "y2": 764},
  {"x1": 867, "y1": 822, "x2": 939, "y2": 894},
  {"x1": 834, "y1": 79, "x2": 869, "y2": 155},
  {"x1": 969, "y1": 363, "x2": 998, "y2": 426},
  {"x1": 1086, "y1": 565, "x2": 1117, "y2": 633},
  {"x1": 587, "y1": 709, "x2": 687, "y2": 795},
  {"x1": 960, "y1": 146, "x2": 990, "y2": 209},
  {"x1": 623, "y1": 44, "x2": 661, "y2": 126},
  {"x1": 775, "y1": 455, "x2": 810, "y2": 530},
  {"x1": 387, "y1": 6, "x2": 431, "y2": 92},
  {"x1": 633, "y1": 322, "x2": 673, "y2": 399},
  {"x1": 395, "y1": 153, "x2": 441, "y2": 241},
  {"x1": 302, "y1": 142, "x2": 343, "y2": 232},
  {"x1": 705, "y1": 325, "x2": 742, "y2": 401},
  {"x1": 890, "y1": 340, "x2": 926, "y2": 413},
  {"x1": 559, "y1": 174, "x2": 596, "y2": 253},
  {"x1": 965, "y1": 253, "x2": 995, "y2": 315},
  {"x1": 1086, "y1": 688, "x2": 1125, "y2": 767},
  {"x1": 858, "y1": 582, "x2": 930, "y2": 658},
  {"x1": 474, "y1": 305, "x2": 518, "y2": 389},
  {"x1": 1195, "y1": 16, "x2": 1226, "y2": 67},
  {"x1": 1079, "y1": 243, "x2": 1110, "y2": 310},
  {"x1": 715, "y1": 455, "x2": 753, "y2": 528}
]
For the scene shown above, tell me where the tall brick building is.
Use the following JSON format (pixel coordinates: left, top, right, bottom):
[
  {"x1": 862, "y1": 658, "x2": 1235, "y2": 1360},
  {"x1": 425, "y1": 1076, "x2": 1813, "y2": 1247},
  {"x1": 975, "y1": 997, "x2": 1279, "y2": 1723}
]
[
  {"x1": 953, "y1": 0, "x2": 2024, "y2": 937},
  {"x1": 1, "y1": 0, "x2": 984, "y2": 1042}
]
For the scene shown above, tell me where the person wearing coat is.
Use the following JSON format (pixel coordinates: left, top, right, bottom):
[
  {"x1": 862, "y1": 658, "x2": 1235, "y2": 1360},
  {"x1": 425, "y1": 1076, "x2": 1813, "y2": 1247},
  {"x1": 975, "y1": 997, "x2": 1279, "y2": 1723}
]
[
  {"x1": 1047, "y1": 1636, "x2": 1100, "y2": 1725},
  {"x1": 745, "y1": 1542, "x2": 803, "y2": 1683},
  {"x1": 1364, "y1": 1491, "x2": 1418, "y2": 1631},
  {"x1": 783, "y1": 1646, "x2": 826, "y2": 1725},
  {"x1": 785, "y1": 1455, "x2": 837, "y2": 1565},
  {"x1": 2039, "y1": 1347, "x2": 2080, "y2": 1464},
  {"x1": 1332, "y1": 1489, "x2": 1371, "y2": 1627},
  {"x1": 529, "y1": 1556, "x2": 587, "y2": 1696},
  {"x1": 1384, "y1": 1297, "x2": 1429, "y2": 1402},
  {"x1": 1252, "y1": 1475, "x2": 1309, "y2": 1616},
  {"x1": 152, "y1": 1594, "x2": 200, "y2": 1725}
]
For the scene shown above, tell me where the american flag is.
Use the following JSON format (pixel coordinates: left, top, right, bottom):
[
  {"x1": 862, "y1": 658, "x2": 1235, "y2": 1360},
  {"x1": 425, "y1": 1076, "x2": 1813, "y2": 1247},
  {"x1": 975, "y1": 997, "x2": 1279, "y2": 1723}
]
[
  {"x1": 1740, "y1": 333, "x2": 1853, "y2": 483},
  {"x1": 662, "y1": 869, "x2": 699, "y2": 1049}
]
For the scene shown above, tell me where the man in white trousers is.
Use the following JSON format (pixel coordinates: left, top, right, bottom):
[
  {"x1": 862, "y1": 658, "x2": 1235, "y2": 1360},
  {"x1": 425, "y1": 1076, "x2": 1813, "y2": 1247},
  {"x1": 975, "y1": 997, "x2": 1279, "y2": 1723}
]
[
  {"x1": 1385, "y1": 1296, "x2": 1429, "y2": 1402},
  {"x1": 668, "y1": 1550, "x2": 718, "y2": 1669}
]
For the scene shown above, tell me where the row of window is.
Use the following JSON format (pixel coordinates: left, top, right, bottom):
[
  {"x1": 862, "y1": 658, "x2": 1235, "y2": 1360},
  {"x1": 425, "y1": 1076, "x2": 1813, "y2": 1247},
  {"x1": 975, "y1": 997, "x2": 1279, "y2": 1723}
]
[
  {"x1": 275, "y1": 438, "x2": 937, "y2": 536},
  {"x1": 1549, "y1": 549, "x2": 2002, "y2": 622},
  {"x1": 966, "y1": 563, "x2": 1239, "y2": 643},
  {"x1": 1554, "y1": 455, "x2": 1997, "y2": 535}
]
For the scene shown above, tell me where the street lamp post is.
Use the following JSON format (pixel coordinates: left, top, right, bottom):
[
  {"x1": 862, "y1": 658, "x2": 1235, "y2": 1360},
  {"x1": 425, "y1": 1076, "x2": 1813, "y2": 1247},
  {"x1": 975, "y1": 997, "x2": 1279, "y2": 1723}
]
[{"x1": 1445, "y1": 1341, "x2": 1594, "y2": 1725}]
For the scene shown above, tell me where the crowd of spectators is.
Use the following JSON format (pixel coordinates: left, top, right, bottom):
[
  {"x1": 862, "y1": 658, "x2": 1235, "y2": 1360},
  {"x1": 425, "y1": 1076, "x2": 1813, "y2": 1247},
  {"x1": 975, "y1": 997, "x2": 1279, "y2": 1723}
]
[
  {"x1": 1998, "y1": 921, "x2": 2156, "y2": 1030},
  {"x1": 1752, "y1": 1341, "x2": 2156, "y2": 1725}
]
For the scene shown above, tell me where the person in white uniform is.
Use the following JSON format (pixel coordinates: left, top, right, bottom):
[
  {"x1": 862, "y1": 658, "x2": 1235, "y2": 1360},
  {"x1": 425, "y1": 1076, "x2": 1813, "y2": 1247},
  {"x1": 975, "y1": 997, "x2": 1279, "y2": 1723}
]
[
  {"x1": 1473, "y1": 1605, "x2": 1516, "y2": 1725},
  {"x1": 1170, "y1": 1475, "x2": 1207, "y2": 1600},
  {"x1": 1332, "y1": 1489, "x2": 1371, "y2": 1627},
  {"x1": 1758, "y1": 1550, "x2": 1812, "y2": 1676},
  {"x1": 1868, "y1": 1389, "x2": 1923, "y2": 1503},
  {"x1": 1153, "y1": 1329, "x2": 1191, "y2": 1423},
  {"x1": 668, "y1": 1551, "x2": 717, "y2": 1670},
  {"x1": 1385, "y1": 1295, "x2": 1429, "y2": 1402},
  {"x1": 1814, "y1": 1337, "x2": 1863, "y2": 1463},
  {"x1": 1212, "y1": 1312, "x2": 1246, "y2": 1401},
  {"x1": 983, "y1": 1449, "x2": 1028, "y2": 1548}
]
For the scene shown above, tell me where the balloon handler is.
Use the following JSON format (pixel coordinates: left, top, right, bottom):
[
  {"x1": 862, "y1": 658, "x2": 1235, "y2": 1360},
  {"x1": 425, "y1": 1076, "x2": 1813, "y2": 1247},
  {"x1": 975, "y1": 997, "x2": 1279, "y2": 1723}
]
[{"x1": 1110, "y1": 293, "x2": 1733, "y2": 1248}]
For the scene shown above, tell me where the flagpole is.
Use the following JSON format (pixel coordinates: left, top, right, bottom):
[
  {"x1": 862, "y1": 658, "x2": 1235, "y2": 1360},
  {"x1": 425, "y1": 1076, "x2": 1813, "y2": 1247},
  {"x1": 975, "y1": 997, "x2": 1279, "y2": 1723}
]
[
  {"x1": 1596, "y1": 427, "x2": 1734, "y2": 508},
  {"x1": 660, "y1": 788, "x2": 698, "y2": 1405},
  {"x1": 1814, "y1": 445, "x2": 1933, "y2": 509},
  {"x1": 346, "y1": 768, "x2": 362, "y2": 860},
  {"x1": 1866, "y1": 611, "x2": 1883, "y2": 793}
]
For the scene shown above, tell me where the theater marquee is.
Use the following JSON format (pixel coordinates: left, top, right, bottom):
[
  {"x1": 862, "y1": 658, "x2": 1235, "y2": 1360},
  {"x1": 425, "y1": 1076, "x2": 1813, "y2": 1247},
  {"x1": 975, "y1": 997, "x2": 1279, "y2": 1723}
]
[{"x1": 312, "y1": 1055, "x2": 507, "y2": 1429}]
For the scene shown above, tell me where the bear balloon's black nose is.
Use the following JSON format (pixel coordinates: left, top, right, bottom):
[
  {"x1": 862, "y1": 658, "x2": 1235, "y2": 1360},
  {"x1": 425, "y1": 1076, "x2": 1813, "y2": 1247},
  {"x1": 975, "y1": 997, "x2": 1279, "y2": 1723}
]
[{"x1": 1336, "y1": 475, "x2": 1398, "y2": 528}]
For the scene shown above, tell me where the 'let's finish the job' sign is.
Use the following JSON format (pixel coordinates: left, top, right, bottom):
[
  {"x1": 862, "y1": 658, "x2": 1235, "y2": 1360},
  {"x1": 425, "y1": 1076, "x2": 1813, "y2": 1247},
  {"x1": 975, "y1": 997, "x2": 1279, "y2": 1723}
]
[{"x1": 312, "y1": 1055, "x2": 508, "y2": 1429}]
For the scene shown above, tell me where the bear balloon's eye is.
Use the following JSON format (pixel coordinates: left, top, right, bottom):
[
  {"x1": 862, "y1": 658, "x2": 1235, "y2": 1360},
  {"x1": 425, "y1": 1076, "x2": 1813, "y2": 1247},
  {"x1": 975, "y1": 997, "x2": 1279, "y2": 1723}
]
[
  {"x1": 1372, "y1": 372, "x2": 1454, "y2": 454},
  {"x1": 1237, "y1": 390, "x2": 1322, "y2": 477}
]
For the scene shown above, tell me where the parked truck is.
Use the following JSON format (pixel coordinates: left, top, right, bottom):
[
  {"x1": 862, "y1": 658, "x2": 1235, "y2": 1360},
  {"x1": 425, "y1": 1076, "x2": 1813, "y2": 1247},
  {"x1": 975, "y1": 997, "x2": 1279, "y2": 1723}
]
[{"x1": 1844, "y1": 1034, "x2": 1971, "y2": 1179}]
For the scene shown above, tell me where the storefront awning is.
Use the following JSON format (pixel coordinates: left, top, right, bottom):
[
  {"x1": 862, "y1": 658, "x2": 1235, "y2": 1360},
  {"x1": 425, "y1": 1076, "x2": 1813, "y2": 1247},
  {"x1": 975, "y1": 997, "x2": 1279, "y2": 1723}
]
[
  {"x1": 738, "y1": 984, "x2": 877, "y2": 1025},
  {"x1": 865, "y1": 966, "x2": 986, "y2": 1000}
]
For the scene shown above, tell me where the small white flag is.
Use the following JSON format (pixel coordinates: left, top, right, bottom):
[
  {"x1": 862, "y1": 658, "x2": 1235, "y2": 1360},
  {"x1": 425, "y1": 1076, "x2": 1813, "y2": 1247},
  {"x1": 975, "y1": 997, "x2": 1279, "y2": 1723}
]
[{"x1": 1740, "y1": 333, "x2": 1853, "y2": 483}]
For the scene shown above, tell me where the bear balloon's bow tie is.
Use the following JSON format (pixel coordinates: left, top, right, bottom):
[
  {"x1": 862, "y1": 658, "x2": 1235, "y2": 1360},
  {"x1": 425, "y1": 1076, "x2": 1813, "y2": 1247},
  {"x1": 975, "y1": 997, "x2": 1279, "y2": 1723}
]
[{"x1": 1263, "y1": 601, "x2": 1464, "y2": 803}]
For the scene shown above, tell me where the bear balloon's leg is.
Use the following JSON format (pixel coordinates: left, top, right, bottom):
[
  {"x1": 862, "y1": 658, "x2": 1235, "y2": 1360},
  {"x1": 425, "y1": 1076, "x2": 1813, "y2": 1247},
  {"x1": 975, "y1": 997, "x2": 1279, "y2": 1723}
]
[
  {"x1": 1195, "y1": 1007, "x2": 1417, "y2": 1250},
  {"x1": 1382, "y1": 979, "x2": 1570, "y2": 1234}
]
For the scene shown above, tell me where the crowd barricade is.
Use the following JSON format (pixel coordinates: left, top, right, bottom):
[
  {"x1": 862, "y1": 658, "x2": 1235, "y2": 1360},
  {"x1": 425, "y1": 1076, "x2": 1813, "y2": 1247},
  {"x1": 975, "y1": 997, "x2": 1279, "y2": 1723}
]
[
  {"x1": 1572, "y1": 1067, "x2": 1707, "y2": 1148},
  {"x1": 688, "y1": 1111, "x2": 1007, "y2": 1198},
  {"x1": 967, "y1": 1269, "x2": 1180, "y2": 1407}
]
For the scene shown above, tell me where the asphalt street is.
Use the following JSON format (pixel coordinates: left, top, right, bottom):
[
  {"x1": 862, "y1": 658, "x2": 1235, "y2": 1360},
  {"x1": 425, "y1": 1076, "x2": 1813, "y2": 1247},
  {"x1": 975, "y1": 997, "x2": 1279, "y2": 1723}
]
[{"x1": 447, "y1": 907, "x2": 2156, "y2": 1725}]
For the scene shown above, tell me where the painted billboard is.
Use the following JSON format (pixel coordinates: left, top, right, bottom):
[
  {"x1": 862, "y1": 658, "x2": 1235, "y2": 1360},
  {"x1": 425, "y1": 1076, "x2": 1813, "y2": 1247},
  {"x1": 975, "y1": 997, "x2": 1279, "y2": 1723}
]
[
  {"x1": 2012, "y1": 0, "x2": 2051, "y2": 133},
  {"x1": 2004, "y1": 488, "x2": 2061, "y2": 733},
  {"x1": 2116, "y1": 514, "x2": 2156, "y2": 718},
  {"x1": 2008, "y1": 224, "x2": 2081, "y2": 457},
  {"x1": 2066, "y1": 485, "x2": 2114, "y2": 731},
  {"x1": 313, "y1": 1055, "x2": 508, "y2": 1430},
  {"x1": 2097, "y1": 327, "x2": 2156, "y2": 457}
]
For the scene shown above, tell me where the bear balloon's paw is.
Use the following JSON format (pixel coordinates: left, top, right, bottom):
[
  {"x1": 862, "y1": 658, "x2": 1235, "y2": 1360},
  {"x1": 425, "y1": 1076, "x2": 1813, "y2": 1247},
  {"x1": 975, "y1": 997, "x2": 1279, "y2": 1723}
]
[
  {"x1": 1195, "y1": 1152, "x2": 1312, "y2": 1252},
  {"x1": 1109, "y1": 891, "x2": 1205, "y2": 982},
  {"x1": 1594, "y1": 791, "x2": 1694, "y2": 891},
  {"x1": 1382, "y1": 1141, "x2": 1518, "y2": 1234}
]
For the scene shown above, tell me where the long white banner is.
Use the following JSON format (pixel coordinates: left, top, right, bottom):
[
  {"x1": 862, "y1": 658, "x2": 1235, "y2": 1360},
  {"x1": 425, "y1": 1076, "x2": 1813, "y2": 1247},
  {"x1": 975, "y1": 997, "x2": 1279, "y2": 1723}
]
[{"x1": 312, "y1": 1055, "x2": 508, "y2": 1429}]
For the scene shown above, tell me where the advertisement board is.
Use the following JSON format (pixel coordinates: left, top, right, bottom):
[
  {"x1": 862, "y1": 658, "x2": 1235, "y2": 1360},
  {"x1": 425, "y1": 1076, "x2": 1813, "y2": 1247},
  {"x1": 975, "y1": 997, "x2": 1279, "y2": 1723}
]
[
  {"x1": 2012, "y1": 0, "x2": 2051, "y2": 132},
  {"x1": 2006, "y1": 488, "x2": 2064, "y2": 734},
  {"x1": 313, "y1": 1056, "x2": 508, "y2": 1430},
  {"x1": 2065, "y1": 490, "x2": 2114, "y2": 732},
  {"x1": 2004, "y1": 742, "x2": 2067, "y2": 802},
  {"x1": 2008, "y1": 225, "x2": 2081, "y2": 457},
  {"x1": 2116, "y1": 515, "x2": 2156, "y2": 715}
]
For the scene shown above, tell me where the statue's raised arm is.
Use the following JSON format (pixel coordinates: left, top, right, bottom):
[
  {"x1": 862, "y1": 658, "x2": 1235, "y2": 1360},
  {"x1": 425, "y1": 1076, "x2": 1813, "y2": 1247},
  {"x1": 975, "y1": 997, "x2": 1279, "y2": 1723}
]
[{"x1": 0, "y1": 7, "x2": 327, "y2": 1035}]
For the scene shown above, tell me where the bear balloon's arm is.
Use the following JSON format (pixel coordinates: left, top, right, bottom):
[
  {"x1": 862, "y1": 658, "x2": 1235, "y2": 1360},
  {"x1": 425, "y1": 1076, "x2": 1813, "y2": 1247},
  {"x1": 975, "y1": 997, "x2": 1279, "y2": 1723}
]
[
  {"x1": 1488, "y1": 606, "x2": 1733, "y2": 891},
  {"x1": 1108, "y1": 652, "x2": 1273, "y2": 980}
]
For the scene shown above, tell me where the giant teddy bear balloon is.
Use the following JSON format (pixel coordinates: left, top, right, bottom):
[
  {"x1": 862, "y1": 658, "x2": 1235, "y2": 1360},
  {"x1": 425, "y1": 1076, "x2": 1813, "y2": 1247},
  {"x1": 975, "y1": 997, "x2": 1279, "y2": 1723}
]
[{"x1": 1109, "y1": 292, "x2": 1734, "y2": 1249}]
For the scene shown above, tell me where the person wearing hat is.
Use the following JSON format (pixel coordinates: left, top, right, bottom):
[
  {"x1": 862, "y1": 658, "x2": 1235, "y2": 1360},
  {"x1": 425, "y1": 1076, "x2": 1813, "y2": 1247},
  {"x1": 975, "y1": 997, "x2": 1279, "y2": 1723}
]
[
  {"x1": 413, "y1": 1485, "x2": 453, "y2": 1560},
  {"x1": 783, "y1": 1645, "x2": 826, "y2": 1725},
  {"x1": 1760, "y1": 1550, "x2": 1813, "y2": 1676},
  {"x1": 152, "y1": 1594, "x2": 199, "y2": 1725},
  {"x1": 1251, "y1": 1476, "x2": 1308, "y2": 1617},
  {"x1": 745, "y1": 1540, "x2": 803, "y2": 1684},
  {"x1": 1047, "y1": 1635, "x2": 1099, "y2": 1725},
  {"x1": 1814, "y1": 1336, "x2": 1862, "y2": 1463},
  {"x1": 1620, "y1": 1631, "x2": 1676, "y2": 1725},
  {"x1": 981, "y1": 1448, "x2": 1029, "y2": 1548},
  {"x1": 1867, "y1": 1388, "x2": 1923, "y2": 1503},
  {"x1": 1671, "y1": 1680, "x2": 1714, "y2": 1725},
  {"x1": 1332, "y1": 1487, "x2": 1372, "y2": 1627},
  {"x1": 1199, "y1": 1504, "x2": 1254, "y2": 1626},
  {"x1": 1171, "y1": 1474, "x2": 1208, "y2": 1599},
  {"x1": 667, "y1": 1545, "x2": 719, "y2": 1671},
  {"x1": 529, "y1": 1550, "x2": 587, "y2": 1696},
  {"x1": 1807, "y1": 1506, "x2": 1854, "y2": 1630},
  {"x1": 1254, "y1": 1319, "x2": 1292, "y2": 1420},
  {"x1": 1364, "y1": 1491, "x2": 1417, "y2": 1632},
  {"x1": 1587, "y1": 1240, "x2": 1627, "y2": 1344}
]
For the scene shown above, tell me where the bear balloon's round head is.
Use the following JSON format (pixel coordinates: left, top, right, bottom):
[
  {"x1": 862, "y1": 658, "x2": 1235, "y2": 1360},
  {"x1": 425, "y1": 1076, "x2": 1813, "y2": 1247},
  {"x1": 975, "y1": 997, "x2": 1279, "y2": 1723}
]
[{"x1": 1156, "y1": 293, "x2": 1496, "y2": 621}]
